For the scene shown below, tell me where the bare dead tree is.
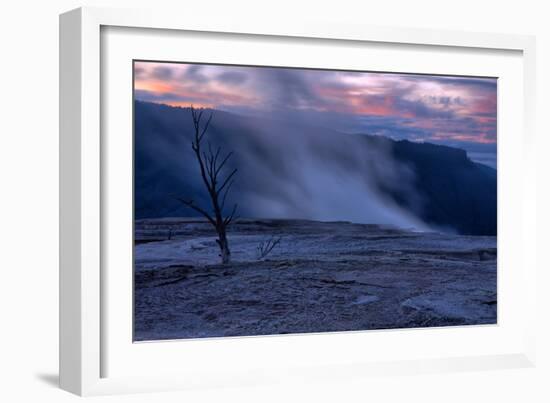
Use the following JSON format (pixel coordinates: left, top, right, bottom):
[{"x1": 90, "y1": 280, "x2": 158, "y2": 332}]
[
  {"x1": 256, "y1": 236, "x2": 282, "y2": 260},
  {"x1": 174, "y1": 107, "x2": 238, "y2": 264}
]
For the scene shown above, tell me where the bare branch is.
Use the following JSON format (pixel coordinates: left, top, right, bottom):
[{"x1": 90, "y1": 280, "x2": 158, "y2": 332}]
[
  {"x1": 207, "y1": 142, "x2": 214, "y2": 178},
  {"x1": 202, "y1": 151, "x2": 212, "y2": 179},
  {"x1": 212, "y1": 146, "x2": 222, "y2": 172},
  {"x1": 214, "y1": 145, "x2": 222, "y2": 161},
  {"x1": 223, "y1": 203, "x2": 238, "y2": 226},
  {"x1": 172, "y1": 196, "x2": 216, "y2": 227},
  {"x1": 199, "y1": 112, "x2": 213, "y2": 143},
  {"x1": 256, "y1": 236, "x2": 282, "y2": 260},
  {"x1": 206, "y1": 142, "x2": 219, "y2": 186},
  {"x1": 217, "y1": 168, "x2": 238, "y2": 193},
  {"x1": 215, "y1": 151, "x2": 233, "y2": 176},
  {"x1": 189, "y1": 110, "x2": 215, "y2": 194},
  {"x1": 195, "y1": 148, "x2": 213, "y2": 193},
  {"x1": 220, "y1": 179, "x2": 235, "y2": 211}
]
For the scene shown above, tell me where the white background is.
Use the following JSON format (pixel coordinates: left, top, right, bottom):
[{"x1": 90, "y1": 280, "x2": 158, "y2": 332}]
[
  {"x1": 1, "y1": 0, "x2": 548, "y2": 402},
  {"x1": 103, "y1": 25, "x2": 525, "y2": 379}
]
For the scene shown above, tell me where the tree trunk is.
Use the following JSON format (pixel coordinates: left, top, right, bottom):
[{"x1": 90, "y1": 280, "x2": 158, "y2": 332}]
[{"x1": 216, "y1": 231, "x2": 231, "y2": 264}]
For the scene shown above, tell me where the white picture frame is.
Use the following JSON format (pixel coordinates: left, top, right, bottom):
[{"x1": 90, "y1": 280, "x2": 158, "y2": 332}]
[{"x1": 59, "y1": 6, "x2": 538, "y2": 396}]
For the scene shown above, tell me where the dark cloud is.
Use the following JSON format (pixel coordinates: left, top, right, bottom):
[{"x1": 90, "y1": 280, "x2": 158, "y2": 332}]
[
  {"x1": 217, "y1": 71, "x2": 248, "y2": 85},
  {"x1": 396, "y1": 98, "x2": 454, "y2": 119},
  {"x1": 134, "y1": 66, "x2": 145, "y2": 79},
  {"x1": 402, "y1": 75, "x2": 498, "y2": 90},
  {"x1": 181, "y1": 65, "x2": 210, "y2": 83},
  {"x1": 262, "y1": 68, "x2": 319, "y2": 109},
  {"x1": 152, "y1": 67, "x2": 173, "y2": 80},
  {"x1": 425, "y1": 96, "x2": 465, "y2": 107}
]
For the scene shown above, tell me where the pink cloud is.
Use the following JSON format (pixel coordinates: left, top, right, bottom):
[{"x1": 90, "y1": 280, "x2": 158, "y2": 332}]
[{"x1": 133, "y1": 61, "x2": 497, "y2": 145}]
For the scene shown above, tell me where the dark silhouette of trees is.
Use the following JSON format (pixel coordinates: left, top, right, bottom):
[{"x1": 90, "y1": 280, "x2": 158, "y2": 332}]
[{"x1": 175, "y1": 107, "x2": 238, "y2": 264}]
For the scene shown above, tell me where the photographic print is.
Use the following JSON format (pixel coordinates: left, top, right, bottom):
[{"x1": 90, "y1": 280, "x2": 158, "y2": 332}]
[{"x1": 133, "y1": 61, "x2": 497, "y2": 341}]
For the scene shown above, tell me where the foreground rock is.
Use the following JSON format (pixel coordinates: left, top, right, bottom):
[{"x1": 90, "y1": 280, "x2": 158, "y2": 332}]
[{"x1": 134, "y1": 218, "x2": 497, "y2": 341}]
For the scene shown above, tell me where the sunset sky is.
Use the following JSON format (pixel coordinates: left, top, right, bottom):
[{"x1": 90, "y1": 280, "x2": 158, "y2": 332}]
[{"x1": 134, "y1": 61, "x2": 497, "y2": 167}]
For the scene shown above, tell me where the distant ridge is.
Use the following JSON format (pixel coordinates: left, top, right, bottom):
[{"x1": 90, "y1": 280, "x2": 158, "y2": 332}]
[{"x1": 134, "y1": 101, "x2": 496, "y2": 235}]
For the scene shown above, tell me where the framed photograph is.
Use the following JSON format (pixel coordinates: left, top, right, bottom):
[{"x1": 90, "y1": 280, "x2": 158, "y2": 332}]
[{"x1": 60, "y1": 7, "x2": 537, "y2": 396}]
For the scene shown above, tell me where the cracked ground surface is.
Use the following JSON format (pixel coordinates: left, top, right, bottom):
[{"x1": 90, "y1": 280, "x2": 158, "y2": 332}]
[{"x1": 134, "y1": 218, "x2": 497, "y2": 341}]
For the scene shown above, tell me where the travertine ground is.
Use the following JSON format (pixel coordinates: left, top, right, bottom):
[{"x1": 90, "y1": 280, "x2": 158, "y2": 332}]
[{"x1": 134, "y1": 218, "x2": 497, "y2": 341}]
